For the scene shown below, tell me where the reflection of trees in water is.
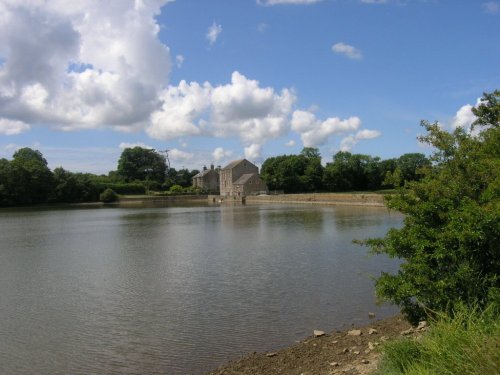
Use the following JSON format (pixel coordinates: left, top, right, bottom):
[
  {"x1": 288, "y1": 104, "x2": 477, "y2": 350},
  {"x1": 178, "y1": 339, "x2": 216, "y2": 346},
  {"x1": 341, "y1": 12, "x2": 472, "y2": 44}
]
[
  {"x1": 265, "y1": 208, "x2": 325, "y2": 232},
  {"x1": 331, "y1": 206, "x2": 401, "y2": 230},
  {"x1": 218, "y1": 205, "x2": 326, "y2": 231}
]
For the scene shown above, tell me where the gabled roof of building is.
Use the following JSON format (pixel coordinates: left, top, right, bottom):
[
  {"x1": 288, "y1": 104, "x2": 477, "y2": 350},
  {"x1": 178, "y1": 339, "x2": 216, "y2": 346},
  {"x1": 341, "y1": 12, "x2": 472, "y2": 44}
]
[
  {"x1": 233, "y1": 173, "x2": 257, "y2": 185},
  {"x1": 193, "y1": 169, "x2": 216, "y2": 178},
  {"x1": 221, "y1": 158, "x2": 252, "y2": 171}
]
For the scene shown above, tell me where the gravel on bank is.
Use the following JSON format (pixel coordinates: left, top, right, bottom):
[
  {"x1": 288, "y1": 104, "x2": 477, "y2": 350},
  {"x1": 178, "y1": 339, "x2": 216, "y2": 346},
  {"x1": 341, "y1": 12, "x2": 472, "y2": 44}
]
[{"x1": 207, "y1": 315, "x2": 415, "y2": 375}]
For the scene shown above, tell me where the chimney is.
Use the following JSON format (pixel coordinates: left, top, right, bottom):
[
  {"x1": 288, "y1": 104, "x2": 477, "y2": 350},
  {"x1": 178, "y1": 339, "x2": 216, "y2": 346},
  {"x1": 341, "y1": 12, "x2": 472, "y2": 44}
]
[
  {"x1": 203, "y1": 165, "x2": 207, "y2": 171},
  {"x1": 210, "y1": 164, "x2": 214, "y2": 170}
]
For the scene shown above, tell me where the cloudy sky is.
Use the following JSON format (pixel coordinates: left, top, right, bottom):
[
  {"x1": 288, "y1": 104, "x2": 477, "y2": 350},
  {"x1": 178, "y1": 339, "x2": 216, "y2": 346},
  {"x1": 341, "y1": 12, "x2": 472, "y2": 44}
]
[{"x1": 0, "y1": 0, "x2": 499, "y2": 173}]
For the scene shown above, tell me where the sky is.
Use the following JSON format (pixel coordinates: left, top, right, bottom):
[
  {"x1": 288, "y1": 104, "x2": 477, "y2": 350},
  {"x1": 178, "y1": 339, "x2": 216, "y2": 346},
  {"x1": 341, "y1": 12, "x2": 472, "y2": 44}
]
[{"x1": 0, "y1": 0, "x2": 499, "y2": 174}]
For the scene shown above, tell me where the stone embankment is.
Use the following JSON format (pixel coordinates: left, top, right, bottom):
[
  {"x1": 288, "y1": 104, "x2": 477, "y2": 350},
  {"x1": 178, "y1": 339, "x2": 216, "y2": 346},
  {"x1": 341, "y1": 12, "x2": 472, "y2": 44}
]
[{"x1": 245, "y1": 193, "x2": 386, "y2": 207}]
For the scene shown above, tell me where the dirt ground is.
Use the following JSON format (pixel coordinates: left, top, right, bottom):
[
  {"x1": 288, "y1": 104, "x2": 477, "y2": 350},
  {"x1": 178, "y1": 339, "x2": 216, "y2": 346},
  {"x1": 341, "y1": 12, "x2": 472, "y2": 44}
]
[{"x1": 207, "y1": 315, "x2": 415, "y2": 375}]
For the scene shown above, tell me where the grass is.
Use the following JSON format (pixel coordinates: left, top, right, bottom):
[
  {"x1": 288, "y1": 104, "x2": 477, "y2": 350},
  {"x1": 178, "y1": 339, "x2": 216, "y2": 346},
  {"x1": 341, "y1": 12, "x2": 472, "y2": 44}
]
[{"x1": 374, "y1": 305, "x2": 500, "y2": 375}]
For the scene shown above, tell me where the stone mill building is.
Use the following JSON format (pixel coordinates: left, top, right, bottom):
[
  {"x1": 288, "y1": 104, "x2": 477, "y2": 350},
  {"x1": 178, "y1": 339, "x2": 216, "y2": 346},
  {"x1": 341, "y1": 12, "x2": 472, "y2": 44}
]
[{"x1": 219, "y1": 159, "x2": 268, "y2": 196}]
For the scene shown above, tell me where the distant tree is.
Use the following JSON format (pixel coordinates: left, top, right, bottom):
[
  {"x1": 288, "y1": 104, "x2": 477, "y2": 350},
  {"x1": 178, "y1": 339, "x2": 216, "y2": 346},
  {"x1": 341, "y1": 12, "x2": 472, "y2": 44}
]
[
  {"x1": 300, "y1": 147, "x2": 324, "y2": 191},
  {"x1": 174, "y1": 168, "x2": 199, "y2": 188},
  {"x1": 117, "y1": 147, "x2": 167, "y2": 183},
  {"x1": 52, "y1": 168, "x2": 99, "y2": 203},
  {"x1": 365, "y1": 91, "x2": 500, "y2": 323},
  {"x1": 261, "y1": 148, "x2": 324, "y2": 193},
  {"x1": 9, "y1": 148, "x2": 53, "y2": 204},
  {"x1": 396, "y1": 153, "x2": 430, "y2": 183},
  {"x1": 323, "y1": 151, "x2": 381, "y2": 191}
]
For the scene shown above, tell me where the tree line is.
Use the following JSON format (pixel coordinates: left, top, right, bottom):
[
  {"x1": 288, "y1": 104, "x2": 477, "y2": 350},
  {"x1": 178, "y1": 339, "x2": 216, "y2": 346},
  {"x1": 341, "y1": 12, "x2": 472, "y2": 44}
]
[
  {"x1": 1, "y1": 142, "x2": 429, "y2": 206},
  {"x1": 261, "y1": 147, "x2": 430, "y2": 193},
  {"x1": 0, "y1": 147, "x2": 200, "y2": 206}
]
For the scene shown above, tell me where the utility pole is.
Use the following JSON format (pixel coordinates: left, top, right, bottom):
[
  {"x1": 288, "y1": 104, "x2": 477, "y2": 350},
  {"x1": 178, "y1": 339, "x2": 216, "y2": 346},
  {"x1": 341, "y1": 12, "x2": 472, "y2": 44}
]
[{"x1": 156, "y1": 149, "x2": 171, "y2": 170}]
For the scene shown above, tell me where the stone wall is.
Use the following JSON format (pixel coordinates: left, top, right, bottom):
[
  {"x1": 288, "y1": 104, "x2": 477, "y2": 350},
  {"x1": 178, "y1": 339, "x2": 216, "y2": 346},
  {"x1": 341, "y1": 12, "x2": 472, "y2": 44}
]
[{"x1": 244, "y1": 193, "x2": 386, "y2": 206}]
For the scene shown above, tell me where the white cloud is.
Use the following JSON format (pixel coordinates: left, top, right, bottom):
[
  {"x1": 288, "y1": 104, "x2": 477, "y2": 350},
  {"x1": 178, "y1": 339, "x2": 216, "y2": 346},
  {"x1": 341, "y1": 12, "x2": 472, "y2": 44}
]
[
  {"x1": 148, "y1": 71, "x2": 296, "y2": 148},
  {"x1": 355, "y1": 129, "x2": 381, "y2": 140},
  {"x1": 285, "y1": 139, "x2": 296, "y2": 147},
  {"x1": 212, "y1": 147, "x2": 233, "y2": 162},
  {"x1": 147, "y1": 80, "x2": 211, "y2": 140},
  {"x1": 119, "y1": 142, "x2": 154, "y2": 150},
  {"x1": 244, "y1": 143, "x2": 262, "y2": 162},
  {"x1": 332, "y1": 42, "x2": 363, "y2": 60},
  {"x1": 482, "y1": 2, "x2": 500, "y2": 14},
  {"x1": 168, "y1": 148, "x2": 194, "y2": 163},
  {"x1": 339, "y1": 129, "x2": 381, "y2": 151},
  {"x1": 452, "y1": 104, "x2": 476, "y2": 130},
  {"x1": 291, "y1": 110, "x2": 361, "y2": 147},
  {"x1": 206, "y1": 22, "x2": 222, "y2": 45},
  {"x1": 0, "y1": 0, "x2": 172, "y2": 131},
  {"x1": 210, "y1": 72, "x2": 296, "y2": 144},
  {"x1": 0, "y1": 118, "x2": 30, "y2": 135},
  {"x1": 176, "y1": 54, "x2": 184, "y2": 68},
  {"x1": 257, "y1": 0, "x2": 323, "y2": 5}
]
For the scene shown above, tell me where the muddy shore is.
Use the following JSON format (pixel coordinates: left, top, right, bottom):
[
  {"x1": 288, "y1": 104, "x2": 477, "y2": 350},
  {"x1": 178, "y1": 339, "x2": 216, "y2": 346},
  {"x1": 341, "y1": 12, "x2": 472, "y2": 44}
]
[{"x1": 207, "y1": 315, "x2": 413, "y2": 375}]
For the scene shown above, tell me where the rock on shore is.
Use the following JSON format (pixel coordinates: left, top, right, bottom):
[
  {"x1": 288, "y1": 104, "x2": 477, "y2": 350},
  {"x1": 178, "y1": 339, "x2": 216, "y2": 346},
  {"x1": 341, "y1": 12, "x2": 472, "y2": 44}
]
[{"x1": 207, "y1": 315, "x2": 413, "y2": 375}]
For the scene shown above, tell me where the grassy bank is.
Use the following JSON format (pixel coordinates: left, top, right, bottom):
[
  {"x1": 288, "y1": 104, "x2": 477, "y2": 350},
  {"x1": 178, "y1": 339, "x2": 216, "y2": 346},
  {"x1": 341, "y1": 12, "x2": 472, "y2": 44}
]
[{"x1": 375, "y1": 306, "x2": 499, "y2": 375}]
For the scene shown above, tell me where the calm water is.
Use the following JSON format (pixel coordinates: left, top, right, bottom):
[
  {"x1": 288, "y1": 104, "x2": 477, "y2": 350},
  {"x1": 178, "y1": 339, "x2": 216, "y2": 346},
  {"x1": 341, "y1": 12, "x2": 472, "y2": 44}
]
[{"x1": 0, "y1": 203, "x2": 402, "y2": 374}]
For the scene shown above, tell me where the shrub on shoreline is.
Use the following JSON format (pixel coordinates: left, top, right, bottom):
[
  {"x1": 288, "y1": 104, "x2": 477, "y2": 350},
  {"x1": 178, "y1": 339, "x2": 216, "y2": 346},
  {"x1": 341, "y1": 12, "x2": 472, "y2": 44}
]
[{"x1": 376, "y1": 305, "x2": 499, "y2": 375}]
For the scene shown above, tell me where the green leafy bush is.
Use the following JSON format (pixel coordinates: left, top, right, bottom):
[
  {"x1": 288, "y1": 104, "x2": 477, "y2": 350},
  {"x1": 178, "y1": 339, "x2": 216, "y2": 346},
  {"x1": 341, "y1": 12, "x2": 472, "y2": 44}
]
[
  {"x1": 169, "y1": 184, "x2": 184, "y2": 194},
  {"x1": 376, "y1": 305, "x2": 499, "y2": 375},
  {"x1": 99, "y1": 188, "x2": 118, "y2": 203},
  {"x1": 365, "y1": 91, "x2": 500, "y2": 323}
]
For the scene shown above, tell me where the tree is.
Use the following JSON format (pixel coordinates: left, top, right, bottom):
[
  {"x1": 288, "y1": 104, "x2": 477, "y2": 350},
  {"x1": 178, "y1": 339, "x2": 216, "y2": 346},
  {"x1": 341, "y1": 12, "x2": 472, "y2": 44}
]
[
  {"x1": 261, "y1": 149, "x2": 323, "y2": 193},
  {"x1": 396, "y1": 153, "x2": 430, "y2": 183},
  {"x1": 9, "y1": 148, "x2": 53, "y2": 205},
  {"x1": 323, "y1": 151, "x2": 382, "y2": 191},
  {"x1": 52, "y1": 168, "x2": 99, "y2": 203},
  {"x1": 365, "y1": 91, "x2": 500, "y2": 323},
  {"x1": 117, "y1": 147, "x2": 167, "y2": 183}
]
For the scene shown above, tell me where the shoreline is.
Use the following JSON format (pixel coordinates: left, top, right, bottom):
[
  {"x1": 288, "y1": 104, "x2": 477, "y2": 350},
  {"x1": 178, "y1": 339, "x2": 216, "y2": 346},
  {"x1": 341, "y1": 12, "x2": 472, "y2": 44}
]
[
  {"x1": 206, "y1": 314, "x2": 413, "y2": 375},
  {"x1": 246, "y1": 193, "x2": 386, "y2": 207}
]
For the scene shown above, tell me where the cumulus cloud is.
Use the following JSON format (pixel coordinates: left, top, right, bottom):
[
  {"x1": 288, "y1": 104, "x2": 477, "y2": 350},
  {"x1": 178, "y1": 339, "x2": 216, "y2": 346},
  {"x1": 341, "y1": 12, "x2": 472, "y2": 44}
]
[
  {"x1": 0, "y1": 118, "x2": 30, "y2": 135},
  {"x1": 210, "y1": 72, "x2": 295, "y2": 144},
  {"x1": 291, "y1": 110, "x2": 361, "y2": 147},
  {"x1": 285, "y1": 139, "x2": 296, "y2": 147},
  {"x1": 206, "y1": 22, "x2": 222, "y2": 45},
  {"x1": 482, "y1": 2, "x2": 500, "y2": 14},
  {"x1": 257, "y1": 0, "x2": 323, "y2": 5},
  {"x1": 244, "y1": 144, "x2": 262, "y2": 161},
  {"x1": 452, "y1": 104, "x2": 476, "y2": 130},
  {"x1": 339, "y1": 129, "x2": 381, "y2": 151},
  {"x1": 148, "y1": 71, "x2": 296, "y2": 148},
  {"x1": 168, "y1": 148, "x2": 194, "y2": 163},
  {"x1": 147, "y1": 80, "x2": 211, "y2": 140},
  {"x1": 0, "y1": 0, "x2": 171, "y2": 131},
  {"x1": 212, "y1": 147, "x2": 233, "y2": 162},
  {"x1": 332, "y1": 42, "x2": 363, "y2": 60}
]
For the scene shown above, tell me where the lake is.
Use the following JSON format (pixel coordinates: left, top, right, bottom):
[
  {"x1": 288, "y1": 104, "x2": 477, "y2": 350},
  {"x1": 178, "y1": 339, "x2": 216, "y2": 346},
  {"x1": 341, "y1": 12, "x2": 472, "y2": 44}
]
[{"x1": 0, "y1": 203, "x2": 402, "y2": 374}]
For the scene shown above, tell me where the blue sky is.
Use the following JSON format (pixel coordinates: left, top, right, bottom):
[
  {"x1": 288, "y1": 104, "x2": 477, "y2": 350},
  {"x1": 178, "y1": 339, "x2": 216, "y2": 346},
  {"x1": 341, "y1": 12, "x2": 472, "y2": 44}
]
[{"x1": 0, "y1": 0, "x2": 499, "y2": 173}]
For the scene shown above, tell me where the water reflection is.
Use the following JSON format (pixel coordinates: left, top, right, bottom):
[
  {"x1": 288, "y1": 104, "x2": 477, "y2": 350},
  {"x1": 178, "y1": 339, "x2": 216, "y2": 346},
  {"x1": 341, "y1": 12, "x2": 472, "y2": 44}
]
[{"x1": 0, "y1": 204, "x2": 403, "y2": 374}]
